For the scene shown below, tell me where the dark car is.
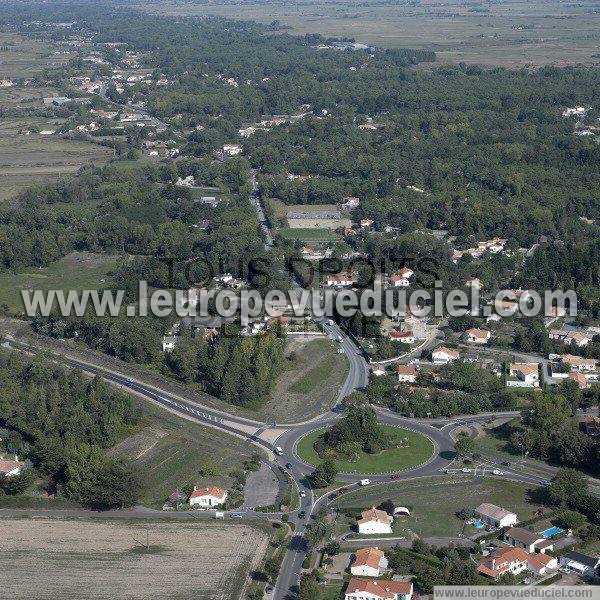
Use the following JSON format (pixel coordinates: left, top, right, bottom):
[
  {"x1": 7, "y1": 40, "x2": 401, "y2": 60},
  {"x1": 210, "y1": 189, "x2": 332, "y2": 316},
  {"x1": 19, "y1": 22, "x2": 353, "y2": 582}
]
[
  {"x1": 285, "y1": 462, "x2": 292, "y2": 469},
  {"x1": 298, "y1": 511, "x2": 306, "y2": 519},
  {"x1": 328, "y1": 492, "x2": 337, "y2": 500},
  {"x1": 501, "y1": 461, "x2": 510, "y2": 467}
]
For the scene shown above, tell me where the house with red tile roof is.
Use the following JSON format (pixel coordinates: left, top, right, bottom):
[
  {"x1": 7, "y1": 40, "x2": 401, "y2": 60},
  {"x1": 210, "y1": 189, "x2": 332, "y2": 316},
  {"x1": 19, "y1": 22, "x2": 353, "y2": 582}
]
[
  {"x1": 350, "y1": 547, "x2": 388, "y2": 577},
  {"x1": 0, "y1": 456, "x2": 25, "y2": 478},
  {"x1": 464, "y1": 328, "x2": 491, "y2": 344},
  {"x1": 345, "y1": 578, "x2": 413, "y2": 600},
  {"x1": 357, "y1": 508, "x2": 393, "y2": 534},
  {"x1": 188, "y1": 486, "x2": 228, "y2": 508},
  {"x1": 396, "y1": 364, "x2": 418, "y2": 383}
]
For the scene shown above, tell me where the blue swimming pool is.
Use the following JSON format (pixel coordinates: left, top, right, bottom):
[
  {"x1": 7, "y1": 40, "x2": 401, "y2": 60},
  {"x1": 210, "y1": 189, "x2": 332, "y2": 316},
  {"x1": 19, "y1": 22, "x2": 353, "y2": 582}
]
[
  {"x1": 540, "y1": 526, "x2": 564, "y2": 538},
  {"x1": 472, "y1": 521, "x2": 485, "y2": 528}
]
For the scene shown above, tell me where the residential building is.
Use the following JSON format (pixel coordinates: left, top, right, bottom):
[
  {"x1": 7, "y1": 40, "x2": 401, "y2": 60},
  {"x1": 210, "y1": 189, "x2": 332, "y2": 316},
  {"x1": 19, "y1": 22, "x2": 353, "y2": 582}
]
[
  {"x1": 466, "y1": 277, "x2": 483, "y2": 290},
  {"x1": 341, "y1": 196, "x2": 360, "y2": 209},
  {"x1": 0, "y1": 456, "x2": 25, "y2": 477},
  {"x1": 549, "y1": 329, "x2": 592, "y2": 347},
  {"x1": 432, "y1": 346, "x2": 460, "y2": 364},
  {"x1": 345, "y1": 578, "x2": 412, "y2": 600},
  {"x1": 507, "y1": 363, "x2": 540, "y2": 388},
  {"x1": 350, "y1": 547, "x2": 388, "y2": 577},
  {"x1": 558, "y1": 354, "x2": 597, "y2": 372},
  {"x1": 162, "y1": 335, "x2": 177, "y2": 352},
  {"x1": 527, "y1": 553, "x2": 558, "y2": 576},
  {"x1": 477, "y1": 547, "x2": 530, "y2": 579},
  {"x1": 371, "y1": 364, "x2": 386, "y2": 377},
  {"x1": 559, "y1": 552, "x2": 600, "y2": 576},
  {"x1": 324, "y1": 273, "x2": 356, "y2": 287},
  {"x1": 396, "y1": 364, "x2": 418, "y2": 383},
  {"x1": 578, "y1": 417, "x2": 600, "y2": 437},
  {"x1": 389, "y1": 330, "x2": 415, "y2": 344},
  {"x1": 389, "y1": 267, "x2": 414, "y2": 288},
  {"x1": 222, "y1": 143, "x2": 242, "y2": 156},
  {"x1": 474, "y1": 503, "x2": 518, "y2": 528},
  {"x1": 504, "y1": 528, "x2": 549, "y2": 553},
  {"x1": 464, "y1": 329, "x2": 491, "y2": 344},
  {"x1": 568, "y1": 372, "x2": 590, "y2": 389},
  {"x1": 188, "y1": 486, "x2": 227, "y2": 508},
  {"x1": 360, "y1": 218, "x2": 374, "y2": 229},
  {"x1": 357, "y1": 508, "x2": 393, "y2": 535}
]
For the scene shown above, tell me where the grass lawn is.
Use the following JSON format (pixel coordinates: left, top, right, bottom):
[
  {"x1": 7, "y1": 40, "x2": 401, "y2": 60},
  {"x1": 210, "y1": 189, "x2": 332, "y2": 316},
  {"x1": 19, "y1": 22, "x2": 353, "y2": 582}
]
[
  {"x1": 277, "y1": 228, "x2": 340, "y2": 242},
  {"x1": 296, "y1": 425, "x2": 434, "y2": 473},
  {"x1": 255, "y1": 337, "x2": 348, "y2": 422},
  {"x1": 109, "y1": 400, "x2": 253, "y2": 507},
  {"x1": 0, "y1": 251, "x2": 119, "y2": 314},
  {"x1": 334, "y1": 476, "x2": 542, "y2": 538}
]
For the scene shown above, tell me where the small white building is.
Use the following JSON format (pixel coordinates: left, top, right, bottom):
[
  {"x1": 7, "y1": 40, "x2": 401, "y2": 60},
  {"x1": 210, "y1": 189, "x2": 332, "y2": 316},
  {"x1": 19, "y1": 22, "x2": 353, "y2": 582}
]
[
  {"x1": 162, "y1": 335, "x2": 177, "y2": 352},
  {"x1": 389, "y1": 267, "x2": 414, "y2": 287},
  {"x1": 0, "y1": 456, "x2": 25, "y2": 478},
  {"x1": 507, "y1": 363, "x2": 540, "y2": 388},
  {"x1": 357, "y1": 508, "x2": 393, "y2": 535},
  {"x1": 464, "y1": 328, "x2": 491, "y2": 344},
  {"x1": 559, "y1": 552, "x2": 600, "y2": 577},
  {"x1": 396, "y1": 364, "x2": 418, "y2": 384},
  {"x1": 432, "y1": 346, "x2": 460, "y2": 364},
  {"x1": 474, "y1": 503, "x2": 517, "y2": 528},
  {"x1": 350, "y1": 547, "x2": 388, "y2": 577},
  {"x1": 188, "y1": 486, "x2": 228, "y2": 508},
  {"x1": 345, "y1": 578, "x2": 412, "y2": 600}
]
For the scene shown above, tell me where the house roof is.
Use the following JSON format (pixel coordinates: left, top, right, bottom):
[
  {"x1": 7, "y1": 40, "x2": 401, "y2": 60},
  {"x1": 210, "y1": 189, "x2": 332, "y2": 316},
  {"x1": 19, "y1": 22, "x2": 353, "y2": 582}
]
[
  {"x1": 528, "y1": 553, "x2": 556, "y2": 569},
  {"x1": 390, "y1": 330, "x2": 414, "y2": 339},
  {"x1": 491, "y1": 547, "x2": 530, "y2": 563},
  {"x1": 358, "y1": 507, "x2": 390, "y2": 525},
  {"x1": 475, "y1": 503, "x2": 515, "y2": 521},
  {"x1": 433, "y1": 346, "x2": 460, "y2": 358},
  {"x1": 352, "y1": 547, "x2": 385, "y2": 570},
  {"x1": 568, "y1": 372, "x2": 588, "y2": 387},
  {"x1": 0, "y1": 459, "x2": 24, "y2": 473},
  {"x1": 189, "y1": 486, "x2": 227, "y2": 500},
  {"x1": 510, "y1": 363, "x2": 539, "y2": 377},
  {"x1": 563, "y1": 551, "x2": 600, "y2": 568},
  {"x1": 346, "y1": 578, "x2": 412, "y2": 599},
  {"x1": 466, "y1": 328, "x2": 490, "y2": 339},
  {"x1": 396, "y1": 365, "x2": 418, "y2": 376},
  {"x1": 505, "y1": 527, "x2": 543, "y2": 546},
  {"x1": 561, "y1": 354, "x2": 596, "y2": 368}
]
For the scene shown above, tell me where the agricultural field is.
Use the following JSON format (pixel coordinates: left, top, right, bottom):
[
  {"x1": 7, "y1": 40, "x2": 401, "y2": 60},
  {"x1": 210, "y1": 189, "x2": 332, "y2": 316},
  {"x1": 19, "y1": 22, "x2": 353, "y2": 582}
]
[
  {"x1": 256, "y1": 337, "x2": 348, "y2": 422},
  {"x1": 0, "y1": 517, "x2": 270, "y2": 600},
  {"x1": 334, "y1": 476, "x2": 541, "y2": 538},
  {"x1": 0, "y1": 252, "x2": 119, "y2": 314},
  {"x1": 297, "y1": 425, "x2": 434, "y2": 473},
  {"x1": 0, "y1": 118, "x2": 112, "y2": 202},
  {"x1": 0, "y1": 33, "x2": 69, "y2": 77},
  {"x1": 110, "y1": 400, "x2": 253, "y2": 507},
  {"x1": 141, "y1": 0, "x2": 600, "y2": 67},
  {"x1": 277, "y1": 227, "x2": 341, "y2": 243}
]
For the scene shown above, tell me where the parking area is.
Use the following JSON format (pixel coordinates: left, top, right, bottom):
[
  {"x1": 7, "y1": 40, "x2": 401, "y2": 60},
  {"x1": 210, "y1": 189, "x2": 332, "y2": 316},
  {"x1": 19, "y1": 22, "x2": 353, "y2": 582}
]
[{"x1": 242, "y1": 463, "x2": 279, "y2": 509}]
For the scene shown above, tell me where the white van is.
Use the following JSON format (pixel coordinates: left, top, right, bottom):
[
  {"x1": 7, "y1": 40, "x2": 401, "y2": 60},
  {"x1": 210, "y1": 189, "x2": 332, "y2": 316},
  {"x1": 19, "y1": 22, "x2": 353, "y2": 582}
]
[
  {"x1": 274, "y1": 446, "x2": 284, "y2": 456},
  {"x1": 214, "y1": 511, "x2": 225, "y2": 519},
  {"x1": 359, "y1": 479, "x2": 371, "y2": 486}
]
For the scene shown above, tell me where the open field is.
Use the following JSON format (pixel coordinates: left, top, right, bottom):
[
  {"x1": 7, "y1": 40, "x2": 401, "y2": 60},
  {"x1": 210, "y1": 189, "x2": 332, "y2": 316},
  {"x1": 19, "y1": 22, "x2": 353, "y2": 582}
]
[
  {"x1": 0, "y1": 517, "x2": 270, "y2": 600},
  {"x1": 140, "y1": 0, "x2": 600, "y2": 67},
  {"x1": 277, "y1": 227, "x2": 341, "y2": 242},
  {"x1": 111, "y1": 400, "x2": 254, "y2": 507},
  {"x1": 297, "y1": 425, "x2": 434, "y2": 473},
  {"x1": 255, "y1": 337, "x2": 347, "y2": 422},
  {"x1": 0, "y1": 34, "x2": 69, "y2": 78},
  {"x1": 0, "y1": 252, "x2": 119, "y2": 314},
  {"x1": 334, "y1": 476, "x2": 541, "y2": 538},
  {"x1": 0, "y1": 125, "x2": 112, "y2": 201}
]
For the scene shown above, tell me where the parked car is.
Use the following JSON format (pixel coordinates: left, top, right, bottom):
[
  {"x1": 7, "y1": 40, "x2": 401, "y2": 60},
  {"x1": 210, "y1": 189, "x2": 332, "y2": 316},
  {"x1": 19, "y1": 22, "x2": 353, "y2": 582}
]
[
  {"x1": 501, "y1": 461, "x2": 510, "y2": 467},
  {"x1": 285, "y1": 462, "x2": 292, "y2": 469},
  {"x1": 359, "y1": 479, "x2": 371, "y2": 486},
  {"x1": 461, "y1": 468, "x2": 472, "y2": 473},
  {"x1": 230, "y1": 513, "x2": 243, "y2": 519},
  {"x1": 299, "y1": 490, "x2": 306, "y2": 498},
  {"x1": 492, "y1": 470, "x2": 504, "y2": 475},
  {"x1": 298, "y1": 511, "x2": 306, "y2": 519},
  {"x1": 391, "y1": 473, "x2": 401, "y2": 479}
]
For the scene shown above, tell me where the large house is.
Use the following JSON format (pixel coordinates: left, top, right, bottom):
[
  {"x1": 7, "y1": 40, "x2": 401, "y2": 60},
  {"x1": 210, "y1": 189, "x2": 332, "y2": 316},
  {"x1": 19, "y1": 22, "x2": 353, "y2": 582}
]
[
  {"x1": 431, "y1": 346, "x2": 460, "y2": 364},
  {"x1": 389, "y1": 268, "x2": 414, "y2": 288},
  {"x1": 396, "y1": 364, "x2": 418, "y2": 383},
  {"x1": 0, "y1": 456, "x2": 25, "y2": 478},
  {"x1": 504, "y1": 528, "x2": 552, "y2": 554},
  {"x1": 559, "y1": 552, "x2": 600, "y2": 577},
  {"x1": 474, "y1": 503, "x2": 518, "y2": 528},
  {"x1": 464, "y1": 328, "x2": 490, "y2": 345},
  {"x1": 558, "y1": 354, "x2": 597, "y2": 372},
  {"x1": 324, "y1": 273, "x2": 356, "y2": 287},
  {"x1": 389, "y1": 330, "x2": 415, "y2": 344},
  {"x1": 507, "y1": 363, "x2": 540, "y2": 388},
  {"x1": 345, "y1": 578, "x2": 413, "y2": 600},
  {"x1": 549, "y1": 329, "x2": 592, "y2": 347},
  {"x1": 350, "y1": 547, "x2": 388, "y2": 577},
  {"x1": 478, "y1": 547, "x2": 558, "y2": 579},
  {"x1": 188, "y1": 486, "x2": 228, "y2": 508},
  {"x1": 357, "y1": 508, "x2": 393, "y2": 535}
]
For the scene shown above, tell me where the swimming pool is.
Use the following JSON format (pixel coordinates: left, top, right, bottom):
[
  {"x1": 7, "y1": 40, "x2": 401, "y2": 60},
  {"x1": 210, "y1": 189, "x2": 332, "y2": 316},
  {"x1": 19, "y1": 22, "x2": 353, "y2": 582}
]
[
  {"x1": 472, "y1": 521, "x2": 485, "y2": 528},
  {"x1": 540, "y1": 526, "x2": 564, "y2": 538}
]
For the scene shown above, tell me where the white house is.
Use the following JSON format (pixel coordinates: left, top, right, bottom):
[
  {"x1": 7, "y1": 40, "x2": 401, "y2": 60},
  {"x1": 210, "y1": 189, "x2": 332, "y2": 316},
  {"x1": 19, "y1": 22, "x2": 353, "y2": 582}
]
[
  {"x1": 432, "y1": 346, "x2": 460, "y2": 364},
  {"x1": 350, "y1": 547, "x2": 388, "y2": 577},
  {"x1": 324, "y1": 274, "x2": 356, "y2": 287},
  {"x1": 474, "y1": 503, "x2": 518, "y2": 528},
  {"x1": 477, "y1": 547, "x2": 529, "y2": 579},
  {"x1": 357, "y1": 508, "x2": 393, "y2": 535},
  {"x1": 464, "y1": 328, "x2": 491, "y2": 344},
  {"x1": 396, "y1": 364, "x2": 418, "y2": 384},
  {"x1": 527, "y1": 553, "x2": 558, "y2": 576},
  {"x1": 176, "y1": 175, "x2": 195, "y2": 187},
  {"x1": 388, "y1": 330, "x2": 415, "y2": 344},
  {"x1": 389, "y1": 268, "x2": 414, "y2": 287},
  {"x1": 371, "y1": 364, "x2": 386, "y2": 377},
  {"x1": 345, "y1": 578, "x2": 412, "y2": 600},
  {"x1": 0, "y1": 456, "x2": 25, "y2": 478},
  {"x1": 504, "y1": 528, "x2": 549, "y2": 553},
  {"x1": 507, "y1": 363, "x2": 540, "y2": 388},
  {"x1": 162, "y1": 335, "x2": 177, "y2": 352},
  {"x1": 223, "y1": 143, "x2": 242, "y2": 155},
  {"x1": 188, "y1": 486, "x2": 228, "y2": 508}
]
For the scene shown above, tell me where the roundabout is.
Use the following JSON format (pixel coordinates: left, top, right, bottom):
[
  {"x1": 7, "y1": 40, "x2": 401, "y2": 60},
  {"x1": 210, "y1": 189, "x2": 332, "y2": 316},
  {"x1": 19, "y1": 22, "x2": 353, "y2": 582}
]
[{"x1": 295, "y1": 424, "x2": 435, "y2": 474}]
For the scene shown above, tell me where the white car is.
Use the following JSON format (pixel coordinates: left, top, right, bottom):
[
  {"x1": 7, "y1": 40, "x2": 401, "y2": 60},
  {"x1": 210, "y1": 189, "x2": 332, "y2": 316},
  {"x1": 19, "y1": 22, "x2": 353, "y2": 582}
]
[
  {"x1": 299, "y1": 490, "x2": 306, "y2": 498},
  {"x1": 492, "y1": 470, "x2": 504, "y2": 475},
  {"x1": 359, "y1": 479, "x2": 371, "y2": 486},
  {"x1": 337, "y1": 348, "x2": 345, "y2": 354},
  {"x1": 461, "y1": 468, "x2": 472, "y2": 473}
]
